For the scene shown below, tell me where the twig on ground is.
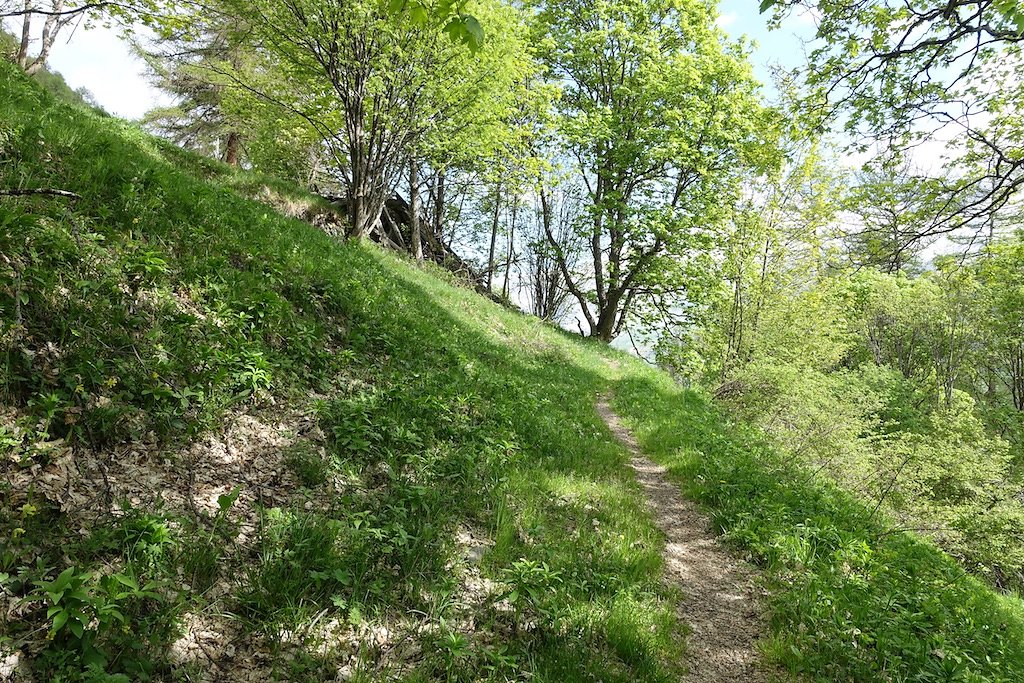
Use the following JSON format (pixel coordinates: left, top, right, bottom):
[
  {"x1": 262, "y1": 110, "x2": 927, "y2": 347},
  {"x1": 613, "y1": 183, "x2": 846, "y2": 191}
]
[{"x1": 0, "y1": 188, "x2": 81, "y2": 199}]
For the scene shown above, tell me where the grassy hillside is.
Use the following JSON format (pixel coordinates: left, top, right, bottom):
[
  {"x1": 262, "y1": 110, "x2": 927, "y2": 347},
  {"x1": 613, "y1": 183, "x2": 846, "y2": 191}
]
[
  {"x1": 0, "y1": 59, "x2": 681, "y2": 682},
  {"x1": 2, "y1": 58, "x2": 1024, "y2": 683}
]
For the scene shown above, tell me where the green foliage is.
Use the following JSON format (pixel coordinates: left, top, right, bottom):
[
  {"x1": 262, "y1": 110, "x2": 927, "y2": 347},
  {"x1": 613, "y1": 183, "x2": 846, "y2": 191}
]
[
  {"x1": 717, "y1": 360, "x2": 880, "y2": 467},
  {"x1": 31, "y1": 567, "x2": 163, "y2": 650},
  {"x1": 691, "y1": 249, "x2": 1024, "y2": 588},
  {"x1": 284, "y1": 441, "x2": 331, "y2": 488},
  {"x1": 388, "y1": 0, "x2": 487, "y2": 51},
  {"x1": 0, "y1": 504, "x2": 179, "y2": 681},
  {"x1": 976, "y1": 234, "x2": 1024, "y2": 445},
  {"x1": 238, "y1": 509, "x2": 351, "y2": 626},
  {"x1": 655, "y1": 138, "x2": 846, "y2": 380},
  {"x1": 765, "y1": 0, "x2": 1024, "y2": 240},
  {"x1": 669, "y1": 129, "x2": 1024, "y2": 593},
  {"x1": 0, "y1": 30, "x2": 104, "y2": 113},
  {"x1": 0, "y1": 66, "x2": 349, "y2": 449},
  {"x1": 532, "y1": 0, "x2": 781, "y2": 340},
  {"x1": 497, "y1": 558, "x2": 564, "y2": 622},
  {"x1": 215, "y1": 0, "x2": 533, "y2": 237}
]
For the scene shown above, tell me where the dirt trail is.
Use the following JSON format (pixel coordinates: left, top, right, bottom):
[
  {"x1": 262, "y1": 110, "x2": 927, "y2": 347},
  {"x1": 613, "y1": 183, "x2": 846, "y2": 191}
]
[{"x1": 596, "y1": 397, "x2": 771, "y2": 683}]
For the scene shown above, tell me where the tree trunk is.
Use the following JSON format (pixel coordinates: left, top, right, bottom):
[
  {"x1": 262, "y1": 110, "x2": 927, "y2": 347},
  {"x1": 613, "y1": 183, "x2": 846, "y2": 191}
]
[
  {"x1": 17, "y1": 0, "x2": 32, "y2": 71},
  {"x1": 380, "y1": 206, "x2": 407, "y2": 250},
  {"x1": 943, "y1": 315, "x2": 959, "y2": 407},
  {"x1": 433, "y1": 171, "x2": 445, "y2": 240},
  {"x1": 1011, "y1": 342, "x2": 1024, "y2": 411},
  {"x1": 23, "y1": 0, "x2": 66, "y2": 76},
  {"x1": 223, "y1": 131, "x2": 241, "y2": 166},
  {"x1": 535, "y1": 187, "x2": 555, "y2": 319},
  {"x1": 592, "y1": 313, "x2": 616, "y2": 343},
  {"x1": 539, "y1": 183, "x2": 597, "y2": 334},
  {"x1": 487, "y1": 181, "x2": 501, "y2": 293},
  {"x1": 343, "y1": 92, "x2": 388, "y2": 239},
  {"x1": 346, "y1": 165, "x2": 383, "y2": 239},
  {"x1": 305, "y1": 145, "x2": 320, "y2": 190},
  {"x1": 410, "y1": 160, "x2": 423, "y2": 262},
  {"x1": 502, "y1": 201, "x2": 517, "y2": 300},
  {"x1": 592, "y1": 288, "x2": 624, "y2": 343},
  {"x1": 348, "y1": 185, "x2": 368, "y2": 238},
  {"x1": 724, "y1": 276, "x2": 743, "y2": 376}
]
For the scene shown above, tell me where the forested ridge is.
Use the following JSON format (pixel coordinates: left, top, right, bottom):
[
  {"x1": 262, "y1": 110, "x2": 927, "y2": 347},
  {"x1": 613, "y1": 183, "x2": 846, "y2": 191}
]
[{"x1": 3, "y1": 0, "x2": 1024, "y2": 681}]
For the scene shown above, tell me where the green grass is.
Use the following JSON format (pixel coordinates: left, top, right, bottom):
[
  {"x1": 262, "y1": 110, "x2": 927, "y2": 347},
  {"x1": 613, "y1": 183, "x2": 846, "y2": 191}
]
[{"x1": 2, "y1": 56, "x2": 1023, "y2": 682}]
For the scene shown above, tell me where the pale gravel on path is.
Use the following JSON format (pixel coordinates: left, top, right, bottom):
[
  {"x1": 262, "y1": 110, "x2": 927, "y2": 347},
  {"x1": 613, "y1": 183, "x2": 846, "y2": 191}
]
[{"x1": 596, "y1": 397, "x2": 772, "y2": 683}]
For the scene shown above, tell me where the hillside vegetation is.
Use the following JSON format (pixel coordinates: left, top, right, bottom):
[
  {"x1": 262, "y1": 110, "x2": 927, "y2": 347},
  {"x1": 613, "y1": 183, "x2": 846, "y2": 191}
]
[
  {"x1": 0, "y1": 58, "x2": 682, "y2": 682},
  {"x1": 2, "y1": 58, "x2": 1024, "y2": 683}
]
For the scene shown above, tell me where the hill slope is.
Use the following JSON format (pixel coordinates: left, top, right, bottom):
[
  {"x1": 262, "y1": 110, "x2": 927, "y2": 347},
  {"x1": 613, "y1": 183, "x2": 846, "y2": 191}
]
[
  {"x1": 0, "y1": 59, "x2": 684, "y2": 682},
  {"x1": 2, "y1": 60, "x2": 1024, "y2": 683}
]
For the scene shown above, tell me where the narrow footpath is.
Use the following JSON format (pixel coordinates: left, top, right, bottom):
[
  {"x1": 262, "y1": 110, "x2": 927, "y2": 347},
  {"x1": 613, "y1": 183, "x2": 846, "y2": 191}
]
[{"x1": 596, "y1": 397, "x2": 773, "y2": 683}]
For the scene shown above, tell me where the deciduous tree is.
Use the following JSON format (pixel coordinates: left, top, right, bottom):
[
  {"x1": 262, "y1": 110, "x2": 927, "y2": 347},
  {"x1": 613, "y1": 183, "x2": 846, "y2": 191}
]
[
  {"x1": 231, "y1": 0, "x2": 530, "y2": 240},
  {"x1": 764, "y1": 0, "x2": 1024, "y2": 251},
  {"x1": 533, "y1": 0, "x2": 778, "y2": 342}
]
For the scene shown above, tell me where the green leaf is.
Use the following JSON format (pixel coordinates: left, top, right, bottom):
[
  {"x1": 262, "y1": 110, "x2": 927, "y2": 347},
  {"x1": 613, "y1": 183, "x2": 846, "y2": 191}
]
[
  {"x1": 69, "y1": 619, "x2": 85, "y2": 639},
  {"x1": 410, "y1": 4, "x2": 429, "y2": 25},
  {"x1": 51, "y1": 610, "x2": 69, "y2": 632},
  {"x1": 81, "y1": 647, "x2": 109, "y2": 670},
  {"x1": 759, "y1": 0, "x2": 776, "y2": 13},
  {"x1": 112, "y1": 573, "x2": 139, "y2": 590},
  {"x1": 463, "y1": 15, "x2": 484, "y2": 52},
  {"x1": 444, "y1": 18, "x2": 465, "y2": 43},
  {"x1": 217, "y1": 486, "x2": 241, "y2": 512},
  {"x1": 51, "y1": 566, "x2": 77, "y2": 592}
]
